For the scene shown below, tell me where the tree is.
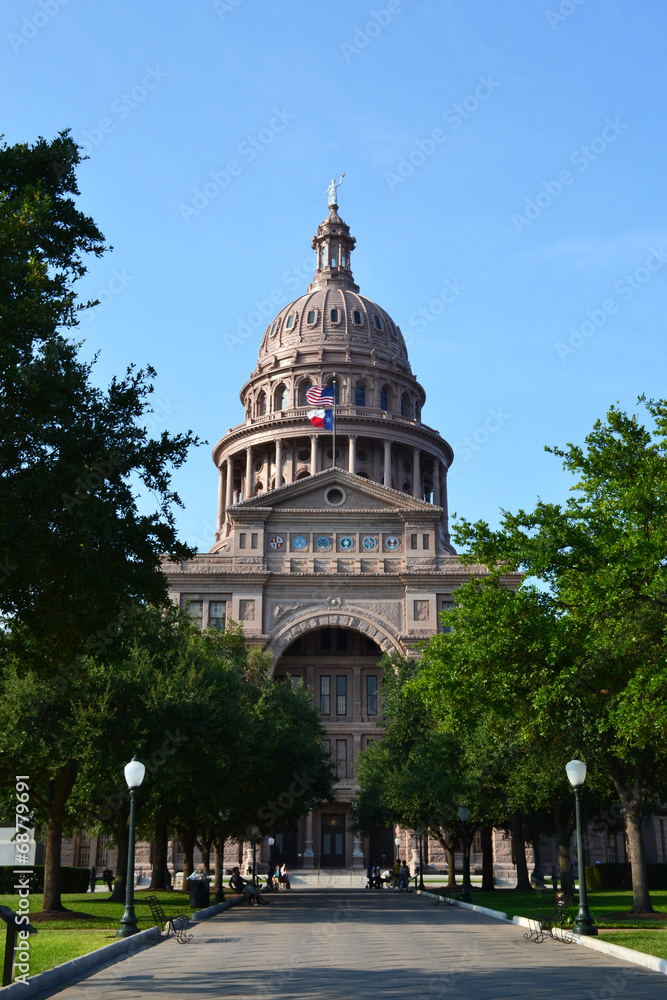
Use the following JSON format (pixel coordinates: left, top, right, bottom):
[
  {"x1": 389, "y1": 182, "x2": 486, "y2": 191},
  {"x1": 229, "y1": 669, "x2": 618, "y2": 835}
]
[
  {"x1": 454, "y1": 399, "x2": 667, "y2": 912},
  {"x1": 0, "y1": 131, "x2": 200, "y2": 909},
  {"x1": 0, "y1": 131, "x2": 200, "y2": 674}
]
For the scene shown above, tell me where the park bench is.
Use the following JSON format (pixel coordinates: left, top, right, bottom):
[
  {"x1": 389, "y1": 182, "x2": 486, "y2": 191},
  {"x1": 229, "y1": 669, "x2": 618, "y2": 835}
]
[
  {"x1": 144, "y1": 895, "x2": 193, "y2": 944},
  {"x1": 524, "y1": 892, "x2": 574, "y2": 943}
]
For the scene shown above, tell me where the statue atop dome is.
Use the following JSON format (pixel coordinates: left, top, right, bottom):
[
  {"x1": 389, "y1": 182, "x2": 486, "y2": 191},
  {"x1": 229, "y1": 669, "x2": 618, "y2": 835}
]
[{"x1": 325, "y1": 173, "x2": 345, "y2": 208}]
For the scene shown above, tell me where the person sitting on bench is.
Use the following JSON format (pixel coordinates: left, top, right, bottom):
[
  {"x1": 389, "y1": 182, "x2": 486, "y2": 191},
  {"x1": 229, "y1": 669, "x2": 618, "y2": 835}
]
[{"x1": 229, "y1": 866, "x2": 259, "y2": 902}]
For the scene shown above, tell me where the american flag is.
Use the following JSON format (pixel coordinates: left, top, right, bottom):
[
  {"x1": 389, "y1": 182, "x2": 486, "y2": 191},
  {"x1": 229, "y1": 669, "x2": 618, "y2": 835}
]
[{"x1": 305, "y1": 386, "x2": 335, "y2": 407}]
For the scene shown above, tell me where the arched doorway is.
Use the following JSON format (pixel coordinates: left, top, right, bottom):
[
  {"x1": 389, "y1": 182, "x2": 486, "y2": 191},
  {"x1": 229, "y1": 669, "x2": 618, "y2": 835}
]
[{"x1": 273, "y1": 624, "x2": 385, "y2": 868}]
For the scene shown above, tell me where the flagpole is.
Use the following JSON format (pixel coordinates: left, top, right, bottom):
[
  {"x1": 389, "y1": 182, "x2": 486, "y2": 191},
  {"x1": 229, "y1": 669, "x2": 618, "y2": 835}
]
[{"x1": 332, "y1": 379, "x2": 337, "y2": 469}]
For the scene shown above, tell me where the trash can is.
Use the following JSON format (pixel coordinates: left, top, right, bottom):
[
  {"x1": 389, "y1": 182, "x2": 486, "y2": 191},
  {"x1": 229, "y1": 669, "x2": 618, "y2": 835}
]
[{"x1": 188, "y1": 878, "x2": 210, "y2": 909}]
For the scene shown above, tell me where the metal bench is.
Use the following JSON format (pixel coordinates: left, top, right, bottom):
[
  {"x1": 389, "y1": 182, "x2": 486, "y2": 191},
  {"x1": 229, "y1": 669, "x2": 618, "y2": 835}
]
[
  {"x1": 144, "y1": 895, "x2": 193, "y2": 944},
  {"x1": 524, "y1": 892, "x2": 573, "y2": 943}
]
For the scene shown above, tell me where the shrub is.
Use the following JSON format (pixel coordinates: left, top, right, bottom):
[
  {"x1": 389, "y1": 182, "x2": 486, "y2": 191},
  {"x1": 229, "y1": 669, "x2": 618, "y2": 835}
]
[
  {"x1": 0, "y1": 866, "x2": 90, "y2": 895},
  {"x1": 585, "y1": 863, "x2": 667, "y2": 892}
]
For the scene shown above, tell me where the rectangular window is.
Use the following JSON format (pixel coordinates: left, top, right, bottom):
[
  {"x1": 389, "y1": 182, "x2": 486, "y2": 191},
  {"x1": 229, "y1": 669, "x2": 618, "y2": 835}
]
[
  {"x1": 251, "y1": 533, "x2": 258, "y2": 549},
  {"x1": 336, "y1": 675, "x2": 347, "y2": 715},
  {"x1": 336, "y1": 739, "x2": 347, "y2": 779},
  {"x1": 423, "y1": 534, "x2": 429, "y2": 549},
  {"x1": 322, "y1": 738, "x2": 331, "y2": 758},
  {"x1": 209, "y1": 601, "x2": 226, "y2": 631},
  {"x1": 77, "y1": 837, "x2": 90, "y2": 868},
  {"x1": 96, "y1": 834, "x2": 111, "y2": 867},
  {"x1": 183, "y1": 597, "x2": 203, "y2": 629},
  {"x1": 239, "y1": 533, "x2": 246, "y2": 549},
  {"x1": 367, "y1": 675, "x2": 378, "y2": 715},
  {"x1": 320, "y1": 676, "x2": 331, "y2": 715},
  {"x1": 411, "y1": 533, "x2": 418, "y2": 550}
]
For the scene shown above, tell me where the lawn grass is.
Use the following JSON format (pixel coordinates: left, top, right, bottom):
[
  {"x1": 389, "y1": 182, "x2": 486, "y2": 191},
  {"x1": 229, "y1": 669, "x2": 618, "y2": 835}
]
[
  {"x1": 428, "y1": 887, "x2": 667, "y2": 928},
  {"x1": 0, "y1": 888, "x2": 235, "y2": 983},
  {"x1": 597, "y1": 930, "x2": 667, "y2": 961}
]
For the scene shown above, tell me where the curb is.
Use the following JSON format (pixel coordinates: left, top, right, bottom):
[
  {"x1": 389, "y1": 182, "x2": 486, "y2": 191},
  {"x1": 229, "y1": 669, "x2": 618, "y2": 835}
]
[
  {"x1": 417, "y1": 890, "x2": 667, "y2": 978},
  {"x1": 190, "y1": 894, "x2": 245, "y2": 921},
  {"x1": 1, "y1": 925, "x2": 161, "y2": 998}
]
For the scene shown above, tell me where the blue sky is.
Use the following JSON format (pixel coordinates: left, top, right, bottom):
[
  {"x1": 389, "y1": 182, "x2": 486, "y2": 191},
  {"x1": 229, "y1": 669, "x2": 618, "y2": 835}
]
[{"x1": 3, "y1": 0, "x2": 666, "y2": 550}]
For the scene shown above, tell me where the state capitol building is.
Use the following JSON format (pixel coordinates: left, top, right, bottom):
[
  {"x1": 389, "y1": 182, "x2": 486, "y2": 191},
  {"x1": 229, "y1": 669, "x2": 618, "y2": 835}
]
[{"x1": 164, "y1": 185, "x2": 479, "y2": 873}]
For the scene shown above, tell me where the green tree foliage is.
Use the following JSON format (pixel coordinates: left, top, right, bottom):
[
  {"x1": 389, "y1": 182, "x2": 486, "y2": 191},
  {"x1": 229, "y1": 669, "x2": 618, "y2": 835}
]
[
  {"x1": 0, "y1": 131, "x2": 200, "y2": 672},
  {"x1": 454, "y1": 398, "x2": 667, "y2": 912}
]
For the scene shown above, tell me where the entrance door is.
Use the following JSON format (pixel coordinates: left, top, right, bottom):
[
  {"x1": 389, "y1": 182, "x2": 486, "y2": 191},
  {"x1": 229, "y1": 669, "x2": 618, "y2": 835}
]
[
  {"x1": 321, "y1": 814, "x2": 346, "y2": 867},
  {"x1": 274, "y1": 828, "x2": 298, "y2": 869},
  {"x1": 368, "y1": 825, "x2": 395, "y2": 867}
]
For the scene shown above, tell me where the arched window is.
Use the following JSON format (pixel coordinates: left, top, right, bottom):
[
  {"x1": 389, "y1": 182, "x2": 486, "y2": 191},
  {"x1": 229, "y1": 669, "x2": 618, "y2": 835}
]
[
  {"x1": 355, "y1": 383, "x2": 366, "y2": 407},
  {"x1": 325, "y1": 380, "x2": 340, "y2": 405},
  {"x1": 274, "y1": 384, "x2": 288, "y2": 411},
  {"x1": 299, "y1": 380, "x2": 313, "y2": 406},
  {"x1": 380, "y1": 387, "x2": 389, "y2": 412},
  {"x1": 400, "y1": 393, "x2": 409, "y2": 418},
  {"x1": 256, "y1": 391, "x2": 266, "y2": 417}
]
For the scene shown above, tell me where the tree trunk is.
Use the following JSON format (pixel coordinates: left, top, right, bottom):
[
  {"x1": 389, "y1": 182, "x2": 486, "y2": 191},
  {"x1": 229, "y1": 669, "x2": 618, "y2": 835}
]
[
  {"x1": 42, "y1": 764, "x2": 78, "y2": 912},
  {"x1": 110, "y1": 806, "x2": 130, "y2": 903},
  {"x1": 481, "y1": 824, "x2": 495, "y2": 891},
  {"x1": 434, "y1": 829, "x2": 457, "y2": 886},
  {"x1": 612, "y1": 768, "x2": 654, "y2": 913},
  {"x1": 150, "y1": 807, "x2": 169, "y2": 890},
  {"x1": 510, "y1": 811, "x2": 532, "y2": 891},
  {"x1": 195, "y1": 834, "x2": 212, "y2": 875},
  {"x1": 179, "y1": 821, "x2": 197, "y2": 881},
  {"x1": 553, "y1": 801, "x2": 575, "y2": 896}
]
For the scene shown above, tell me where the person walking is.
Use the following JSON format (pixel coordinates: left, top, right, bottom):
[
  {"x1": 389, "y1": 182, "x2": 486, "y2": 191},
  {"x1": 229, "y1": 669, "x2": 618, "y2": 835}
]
[
  {"x1": 399, "y1": 860, "x2": 410, "y2": 892},
  {"x1": 89, "y1": 865, "x2": 97, "y2": 892},
  {"x1": 280, "y1": 862, "x2": 291, "y2": 890}
]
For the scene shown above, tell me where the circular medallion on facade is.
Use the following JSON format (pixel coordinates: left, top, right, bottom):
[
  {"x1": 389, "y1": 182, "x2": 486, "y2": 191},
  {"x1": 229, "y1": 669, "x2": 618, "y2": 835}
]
[
  {"x1": 339, "y1": 536, "x2": 354, "y2": 550},
  {"x1": 316, "y1": 535, "x2": 331, "y2": 550},
  {"x1": 269, "y1": 535, "x2": 284, "y2": 550},
  {"x1": 385, "y1": 535, "x2": 400, "y2": 551},
  {"x1": 292, "y1": 535, "x2": 308, "y2": 550},
  {"x1": 324, "y1": 486, "x2": 346, "y2": 506},
  {"x1": 362, "y1": 536, "x2": 377, "y2": 551}
]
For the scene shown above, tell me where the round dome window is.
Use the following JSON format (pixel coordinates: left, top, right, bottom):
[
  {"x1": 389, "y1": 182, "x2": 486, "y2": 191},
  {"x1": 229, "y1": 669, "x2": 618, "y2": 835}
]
[{"x1": 324, "y1": 487, "x2": 346, "y2": 507}]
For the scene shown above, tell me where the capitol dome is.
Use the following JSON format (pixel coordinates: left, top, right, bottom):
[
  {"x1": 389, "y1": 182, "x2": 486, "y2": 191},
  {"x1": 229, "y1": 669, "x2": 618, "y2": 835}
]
[{"x1": 256, "y1": 206, "x2": 410, "y2": 369}]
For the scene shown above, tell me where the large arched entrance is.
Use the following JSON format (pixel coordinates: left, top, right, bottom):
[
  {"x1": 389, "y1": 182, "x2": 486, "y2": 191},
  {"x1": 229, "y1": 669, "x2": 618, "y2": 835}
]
[{"x1": 273, "y1": 624, "x2": 386, "y2": 868}]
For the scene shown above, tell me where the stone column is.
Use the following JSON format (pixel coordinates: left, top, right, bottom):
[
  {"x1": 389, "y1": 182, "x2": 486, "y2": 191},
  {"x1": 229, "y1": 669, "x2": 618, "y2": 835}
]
[
  {"x1": 275, "y1": 437, "x2": 282, "y2": 488},
  {"x1": 432, "y1": 457, "x2": 441, "y2": 508},
  {"x1": 245, "y1": 446, "x2": 253, "y2": 500},
  {"x1": 310, "y1": 434, "x2": 318, "y2": 475},
  {"x1": 441, "y1": 465, "x2": 450, "y2": 541},
  {"x1": 225, "y1": 457, "x2": 233, "y2": 510},
  {"x1": 412, "y1": 447, "x2": 421, "y2": 499},
  {"x1": 303, "y1": 811, "x2": 314, "y2": 868},
  {"x1": 384, "y1": 439, "x2": 392, "y2": 488},
  {"x1": 216, "y1": 465, "x2": 224, "y2": 531},
  {"x1": 348, "y1": 435, "x2": 356, "y2": 475}
]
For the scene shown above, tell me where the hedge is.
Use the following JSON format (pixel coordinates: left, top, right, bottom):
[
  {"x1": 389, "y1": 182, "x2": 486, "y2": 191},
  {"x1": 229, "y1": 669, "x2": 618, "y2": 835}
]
[
  {"x1": 0, "y1": 865, "x2": 90, "y2": 894},
  {"x1": 585, "y1": 862, "x2": 667, "y2": 891}
]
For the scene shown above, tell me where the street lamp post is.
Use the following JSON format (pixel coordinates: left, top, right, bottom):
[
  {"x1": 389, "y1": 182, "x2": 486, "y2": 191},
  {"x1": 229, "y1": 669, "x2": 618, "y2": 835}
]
[
  {"x1": 566, "y1": 759, "x2": 597, "y2": 936},
  {"x1": 268, "y1": 837, "x2": 275, "y2": 889},
  {"x1": 416, "y1": 829, "x2": 425, "y2": 890},
  {"x1": 394, "y1": 836, "x2": 401, "y2": 864},
  {"x1": 458, "y1": 807, "x2": 472, "y2": 904},
  {"x1": 250, "y1": 826, "x2": 259, "y2": 887},
  {"x1": 214, "y1": 810, "x2": 229, "y2": 904},
  {"x1": 116, "y1": 757, "x2": 146, "y2": 938}
]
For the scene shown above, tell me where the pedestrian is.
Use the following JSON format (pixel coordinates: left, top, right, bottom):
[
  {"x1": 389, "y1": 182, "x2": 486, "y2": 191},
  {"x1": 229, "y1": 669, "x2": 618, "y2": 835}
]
[
  {"x1": 399, "y1": 860, "x2": 410, "y2": 892},
  {"x1": 392, "y1": 857, "x2": 400, "y2": 890},
  {"x1": 280, "y1": 862, "x2": 291, "y2": 889},
  {"x1": 102, "y1": 866, "x2": 113, "y2": 892},
  {"x1": 89, "y1": 865, "x2": 96, "y2": 893}
]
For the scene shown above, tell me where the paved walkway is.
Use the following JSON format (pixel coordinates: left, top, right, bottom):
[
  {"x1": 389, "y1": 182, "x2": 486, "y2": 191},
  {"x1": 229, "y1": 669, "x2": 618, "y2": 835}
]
[{"x1": 36, "y1": 890, "x2": 665, "y2": 999}]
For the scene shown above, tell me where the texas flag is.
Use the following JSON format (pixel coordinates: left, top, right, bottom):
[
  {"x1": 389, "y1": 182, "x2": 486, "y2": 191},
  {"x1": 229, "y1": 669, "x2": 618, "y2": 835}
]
[{"x1": 308, "y1": 409, "x2": 334, "y2": 430}]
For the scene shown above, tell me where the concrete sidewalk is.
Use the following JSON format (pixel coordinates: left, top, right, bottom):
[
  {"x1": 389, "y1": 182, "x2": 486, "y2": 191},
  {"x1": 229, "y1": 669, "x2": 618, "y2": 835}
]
[{"x1": 33, "y1": 889, "x2": 667, "y2": 999}]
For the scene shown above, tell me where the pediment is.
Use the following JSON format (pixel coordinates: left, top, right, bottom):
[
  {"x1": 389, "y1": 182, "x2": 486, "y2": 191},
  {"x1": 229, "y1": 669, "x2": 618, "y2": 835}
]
[{"x1": 234, "y1": 467, "x2": 437, "y2": 514}]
